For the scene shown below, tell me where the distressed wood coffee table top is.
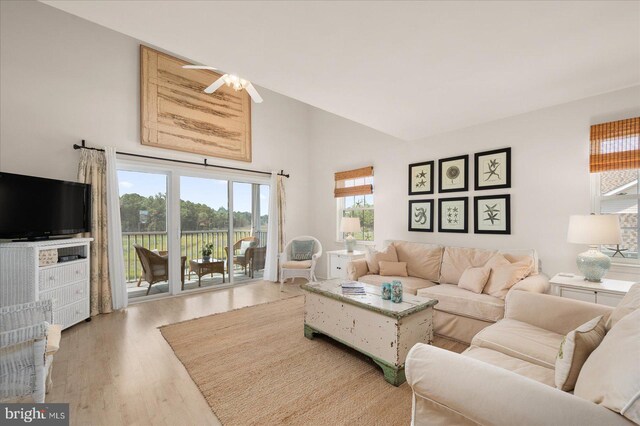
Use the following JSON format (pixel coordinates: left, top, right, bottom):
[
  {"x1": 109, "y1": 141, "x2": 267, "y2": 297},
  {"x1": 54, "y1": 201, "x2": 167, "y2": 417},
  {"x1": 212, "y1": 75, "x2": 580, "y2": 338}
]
[{"x1": 301, "y1": 279, "x2": 437, "y2": 320}]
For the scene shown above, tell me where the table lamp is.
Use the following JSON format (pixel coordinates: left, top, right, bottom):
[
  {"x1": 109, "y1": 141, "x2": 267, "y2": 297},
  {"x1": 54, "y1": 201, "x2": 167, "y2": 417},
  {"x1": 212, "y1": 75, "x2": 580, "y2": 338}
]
[
  {"x1": 567, "y1": 214, "x2": 621, "y2": 282},
  {"x1": 340, "y1": 217, "x2": 361, "y2": 252}
]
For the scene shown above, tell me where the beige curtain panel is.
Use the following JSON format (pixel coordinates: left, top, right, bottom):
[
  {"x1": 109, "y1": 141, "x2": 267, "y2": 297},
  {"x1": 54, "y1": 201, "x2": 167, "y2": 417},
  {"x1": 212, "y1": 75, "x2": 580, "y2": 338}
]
[
  {"x1": 78, "y1": 150, "x2": 113, "y2": 316},
  {"x1": 334, "y1": 166, "x2": 374, "y2": 198},
  {"x1": 590, "y1": 117, "x2": 639, "y2": 173},
  {"x1": 277, "y1": 175, "x2": 287, "y2": 253}
]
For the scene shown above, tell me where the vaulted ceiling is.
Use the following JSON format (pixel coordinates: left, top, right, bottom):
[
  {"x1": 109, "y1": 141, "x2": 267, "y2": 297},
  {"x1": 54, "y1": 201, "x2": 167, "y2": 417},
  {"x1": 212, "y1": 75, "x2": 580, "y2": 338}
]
[{"x1": 42, "y1": 1, "x2": 640, "y2": 141}]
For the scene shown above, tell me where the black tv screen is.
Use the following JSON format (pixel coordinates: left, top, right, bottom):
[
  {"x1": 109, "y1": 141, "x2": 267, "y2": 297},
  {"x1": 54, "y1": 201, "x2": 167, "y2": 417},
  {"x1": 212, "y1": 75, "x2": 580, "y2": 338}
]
[{"x1": 0, "y1": 172, "x2": 91, "y2": 240}]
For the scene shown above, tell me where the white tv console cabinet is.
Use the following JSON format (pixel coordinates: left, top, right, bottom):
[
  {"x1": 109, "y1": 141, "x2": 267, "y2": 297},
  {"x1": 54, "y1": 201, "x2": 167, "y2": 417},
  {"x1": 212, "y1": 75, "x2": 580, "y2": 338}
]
[{"x1": 0, "y1": 237, "x2": 92, "y2": 329}]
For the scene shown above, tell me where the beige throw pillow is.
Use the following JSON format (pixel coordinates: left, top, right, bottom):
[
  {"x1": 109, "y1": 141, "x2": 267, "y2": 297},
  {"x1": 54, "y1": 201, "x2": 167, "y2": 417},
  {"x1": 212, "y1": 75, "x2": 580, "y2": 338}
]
[
  {"x1": 574, "y1": 309, "x2": 640, "y2": 424},
  {"x1": 555, "y1": 315, "x2": 606, "y2": 392},
  {"x1": 606, "y1": 282, "x2": 640, "y2": 331},
  {"x1": 394, "y1": 241, "x2": 443, "y2": 281},
  {"x1": 439, "y1": 247, "x2": 496, "y2": 285},
  {"x1": 457, "y1": 266, "x2": 490, "y2": 294},
  {"x1": 482, "y1": 253, "x2": 533, "y2": 299},
  {"x1": 379, "y1": 261, "x2": 408, "y2": 277},
  {"x1": 365, "y1": 245, "x2": 398, "y2": 275}
]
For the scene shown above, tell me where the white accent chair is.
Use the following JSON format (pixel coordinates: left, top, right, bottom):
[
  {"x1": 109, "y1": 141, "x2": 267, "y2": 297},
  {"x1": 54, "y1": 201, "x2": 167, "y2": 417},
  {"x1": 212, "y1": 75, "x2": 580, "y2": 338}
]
[
  {"x1": 0, "y1": 300, "x2": 61, "y2": 403},
  {"x1": 279, "y1": 236, "x2": 322, "y2": 290}
]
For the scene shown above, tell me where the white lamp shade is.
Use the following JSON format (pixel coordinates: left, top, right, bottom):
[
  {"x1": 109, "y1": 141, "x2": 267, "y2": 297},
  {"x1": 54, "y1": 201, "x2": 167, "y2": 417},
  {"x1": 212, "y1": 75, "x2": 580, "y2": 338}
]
[
  {"x1": 567, "y1": 215, "x2": 622, "y2": 245},
  {"x1": 340, "y1": 217, "x2": 361, "y2": 233}
]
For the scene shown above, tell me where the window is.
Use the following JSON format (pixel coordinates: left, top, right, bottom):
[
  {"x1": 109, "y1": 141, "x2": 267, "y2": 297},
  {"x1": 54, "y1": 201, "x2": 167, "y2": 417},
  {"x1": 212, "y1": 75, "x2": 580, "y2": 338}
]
[
  {"x1": 335, "y1": 167, "x2": 374, "y2": 242},
  {"x1": 591, "y1": 169, "x2": 639, "y2": 264},
  {"x1": 589, "y1": 117, "x2": 640, "y2": 265}
]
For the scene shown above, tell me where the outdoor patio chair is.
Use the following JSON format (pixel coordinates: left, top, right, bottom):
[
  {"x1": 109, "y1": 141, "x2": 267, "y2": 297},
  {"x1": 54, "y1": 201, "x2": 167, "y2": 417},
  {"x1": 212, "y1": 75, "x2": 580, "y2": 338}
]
[
  {"x1": 133, "y1": 245, "x2": 186, "y2": 295},
  {"x1": 225, "y1": 236, "x2": 259, "y2": 276}
]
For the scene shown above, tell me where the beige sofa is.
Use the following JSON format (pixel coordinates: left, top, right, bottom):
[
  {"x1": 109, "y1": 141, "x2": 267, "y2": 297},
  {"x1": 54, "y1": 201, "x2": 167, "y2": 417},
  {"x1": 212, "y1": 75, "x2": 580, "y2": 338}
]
[
  {"x1": 406, "y1": 287, "x2": 640, "y2": 426},
  {"x1": 347, "y1": 240, "x2": 549, "y2": 344}
]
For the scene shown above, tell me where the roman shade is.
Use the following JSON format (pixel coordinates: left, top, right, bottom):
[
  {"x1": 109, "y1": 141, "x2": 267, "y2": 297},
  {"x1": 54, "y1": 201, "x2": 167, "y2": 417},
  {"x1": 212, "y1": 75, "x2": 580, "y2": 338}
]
[
  {"x1": 334, "y1": 166, "x2": 374, "y2": 198},
  {"x1": 590, "y1": 117, "x2": 640, "y2": 173}
]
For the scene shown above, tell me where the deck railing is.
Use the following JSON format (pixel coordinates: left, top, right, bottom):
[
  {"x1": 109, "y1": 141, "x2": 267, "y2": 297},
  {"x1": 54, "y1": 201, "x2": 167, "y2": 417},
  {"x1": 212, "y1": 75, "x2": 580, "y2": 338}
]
[{"x1": 122, "y1": 230, "x2": 267, "y2": 282}]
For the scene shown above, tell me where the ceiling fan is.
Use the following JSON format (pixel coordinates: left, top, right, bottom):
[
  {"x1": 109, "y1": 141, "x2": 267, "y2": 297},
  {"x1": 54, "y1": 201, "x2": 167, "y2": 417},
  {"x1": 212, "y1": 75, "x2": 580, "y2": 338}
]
[{"x1": 182, "y1": 65, "x2": 263, "y2": 103}]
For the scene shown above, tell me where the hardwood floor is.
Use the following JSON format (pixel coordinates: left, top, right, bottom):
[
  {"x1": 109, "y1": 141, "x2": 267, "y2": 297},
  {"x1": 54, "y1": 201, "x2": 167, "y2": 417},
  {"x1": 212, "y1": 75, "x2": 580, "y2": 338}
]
[{"x1": 47, "y1": 280, "x2": 466, "y2": 425}]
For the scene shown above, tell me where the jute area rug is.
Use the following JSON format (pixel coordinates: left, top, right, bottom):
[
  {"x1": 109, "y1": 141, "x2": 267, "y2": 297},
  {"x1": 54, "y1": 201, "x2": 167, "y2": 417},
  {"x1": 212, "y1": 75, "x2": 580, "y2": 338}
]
[{"x1": 160, "y1": 296, "x2": 416, "y2": 425}]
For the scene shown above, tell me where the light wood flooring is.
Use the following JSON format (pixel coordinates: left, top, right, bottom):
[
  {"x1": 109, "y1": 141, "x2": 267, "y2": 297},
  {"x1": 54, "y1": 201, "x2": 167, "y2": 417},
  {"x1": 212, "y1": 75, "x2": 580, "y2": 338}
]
[{"x1": 46, "y1": 280, "x2": 465, "y2": 425}]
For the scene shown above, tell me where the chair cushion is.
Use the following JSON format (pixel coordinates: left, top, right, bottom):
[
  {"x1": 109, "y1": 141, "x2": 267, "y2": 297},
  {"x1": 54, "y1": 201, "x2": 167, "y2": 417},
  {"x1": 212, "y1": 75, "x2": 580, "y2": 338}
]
[
  {"x1": 358, "y1": 274, "x2": 435, "y2": 295},
  {"x1": 606, "y1": 282, "x2": 640, "y2": 331},
  {"x1": 393, "y1": 241, "x2": 443, "y2": 282},
  {"x1": 463, "y1": 346, "x2": 555, "y2": 387},
  {"x1": 575, "y1": 309, "x2": 640, "y2": 424},
  {"x1": 239, "y1": 240, "x2": 254, "y2": 255},
  {"x1": 379, "y1": 261, "x2": 408, "y2": 277},
  {"x1": 46, "y1": 324, "x2": 62, "y2": 355},
  {"x1": 439, "y1": 247, "x2": 496, "y2": 285},
  {"x1": 291, "y1": 240, "x2": 314, "y2": 260},
  {"x1": 555, "y1": 315, "x2": 606, "y2": 392},
  {"x1": 282, "y1": 260, "x2": 312, "y2": 269},
  {"x1": 417, "y1": 284, "x2": 504, "y2": 322},
  {"x1": 471, "y1": 319, "x2": 564, "y2": 369},
  {"x1": 458, "y1": 266, "x2": 490, "y2": 294},
  {"x1": 483, "y1": 253, "x2": 533, "y2": 299},
  {"x1": 365, "y1": 245, "x2": 398, "y2": 275}
]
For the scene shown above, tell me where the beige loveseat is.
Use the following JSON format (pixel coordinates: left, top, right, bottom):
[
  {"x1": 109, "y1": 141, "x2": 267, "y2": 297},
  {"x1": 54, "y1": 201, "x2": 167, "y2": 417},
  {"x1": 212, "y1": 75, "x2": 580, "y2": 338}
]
[
  {"x1": 406, "y1": 285, "x2": 640, "y2": 426},
  {"x1": 347, "y1": 240, "x2": 549, "y2": 344}
]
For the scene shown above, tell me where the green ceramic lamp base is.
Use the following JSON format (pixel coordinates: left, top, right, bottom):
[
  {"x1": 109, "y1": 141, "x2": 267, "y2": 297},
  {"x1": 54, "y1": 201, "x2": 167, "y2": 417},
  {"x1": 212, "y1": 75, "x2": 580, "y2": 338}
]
[{"x1": 576, "y1": 246, "x2": 611, "y2": 283}]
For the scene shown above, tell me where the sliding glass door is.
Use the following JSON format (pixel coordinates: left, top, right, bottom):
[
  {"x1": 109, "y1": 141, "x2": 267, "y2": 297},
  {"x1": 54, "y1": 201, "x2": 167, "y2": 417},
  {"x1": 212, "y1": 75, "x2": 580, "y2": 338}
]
[
  {"x1": 117, "y1": 163, "x2": 271, "y2": 302},
  {"x1": 180, "y1": 176, "x2": 229, "y2": 290}
]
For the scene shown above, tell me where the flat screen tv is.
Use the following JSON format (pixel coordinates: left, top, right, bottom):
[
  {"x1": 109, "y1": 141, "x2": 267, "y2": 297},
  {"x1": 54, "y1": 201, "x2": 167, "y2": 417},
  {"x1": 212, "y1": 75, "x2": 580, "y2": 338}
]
[{"x1": 0, "y1": 172, "x2": 91, "y2": 240}]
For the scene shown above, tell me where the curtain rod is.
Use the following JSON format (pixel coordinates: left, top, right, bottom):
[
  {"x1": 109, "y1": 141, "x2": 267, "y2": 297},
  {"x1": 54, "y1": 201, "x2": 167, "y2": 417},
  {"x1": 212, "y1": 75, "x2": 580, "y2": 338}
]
[{"x1": 72, "y1": 140, "x2": 290, "y2": 178}]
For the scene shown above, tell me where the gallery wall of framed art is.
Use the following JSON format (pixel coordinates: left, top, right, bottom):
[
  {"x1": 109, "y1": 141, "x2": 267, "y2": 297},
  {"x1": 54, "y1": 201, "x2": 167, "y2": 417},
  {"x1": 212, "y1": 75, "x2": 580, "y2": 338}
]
[{"x1": 407, "y1": 147, "x2": 512, "y2": 235}]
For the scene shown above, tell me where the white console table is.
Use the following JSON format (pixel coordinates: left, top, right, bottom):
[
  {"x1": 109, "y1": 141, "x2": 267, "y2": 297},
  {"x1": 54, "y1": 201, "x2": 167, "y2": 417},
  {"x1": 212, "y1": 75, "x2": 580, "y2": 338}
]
[
  {"x1": 549, "y1": 273, "x2": 636, "y2": 307},
  {"x1": 0, "y1": 238, "x2": 92, "y2": 329}
]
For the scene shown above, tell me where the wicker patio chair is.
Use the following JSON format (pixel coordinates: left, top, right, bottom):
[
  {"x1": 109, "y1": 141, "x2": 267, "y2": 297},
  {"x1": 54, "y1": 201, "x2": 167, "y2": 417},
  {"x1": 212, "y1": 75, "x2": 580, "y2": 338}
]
[
  {"x1": 133, "y1": 245, "x2": 186, "y2": 295},
  {"x1": 224, "y1": 236, "x2": 259, "y2": 276}
]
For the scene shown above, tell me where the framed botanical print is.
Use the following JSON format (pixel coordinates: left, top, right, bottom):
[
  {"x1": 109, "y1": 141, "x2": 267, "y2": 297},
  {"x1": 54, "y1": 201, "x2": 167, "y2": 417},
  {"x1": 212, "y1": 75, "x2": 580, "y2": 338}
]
[
  {"x1": 474, "y1": 148, "x2": 511, "y2": 190},
  {"x1": 408, "y1": 161, "x2": 434, "y2": 195},
  {"x1": 438, "y1": 197, "x2": 468, "y2": 233},
  {"x1": 474, "y1": 194, "x2": 511, "y2": 234},
  {"x1": 438, "y1": 155, "x2": 469, "y2": 193},
  {"x1": 409, "y1": 199, "x2": 434, "y2": 232}
]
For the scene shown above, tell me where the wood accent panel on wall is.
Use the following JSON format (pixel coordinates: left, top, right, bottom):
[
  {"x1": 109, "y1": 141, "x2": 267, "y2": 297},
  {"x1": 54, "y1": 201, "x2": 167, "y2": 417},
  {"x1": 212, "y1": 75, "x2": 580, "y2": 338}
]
[{"x1": 140, "y1": 45, "x2": 252, "y2": 162}]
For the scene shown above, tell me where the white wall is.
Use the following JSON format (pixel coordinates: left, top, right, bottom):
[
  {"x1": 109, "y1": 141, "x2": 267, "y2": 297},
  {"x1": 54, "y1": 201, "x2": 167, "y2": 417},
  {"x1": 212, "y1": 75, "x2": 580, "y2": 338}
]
[
  {"x1": 0, "y1": 0, "x2": 312, "y2": 239},
  {"x1": 309, "y1": 86, "x2": 640, "y2": 279}
]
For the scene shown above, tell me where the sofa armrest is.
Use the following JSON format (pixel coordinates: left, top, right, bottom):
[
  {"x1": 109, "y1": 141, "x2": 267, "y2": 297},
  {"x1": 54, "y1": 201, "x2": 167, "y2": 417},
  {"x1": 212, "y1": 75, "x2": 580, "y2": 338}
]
[
  {"x1": 504, "y1": 290, "x2": 614, "y2": 335},
  {"x1": 346, "y1": 259, "x2": 369, "y2": 280},
  {"x1": 406, "y1": 344, "x2": 633, "y2": 426},
  {"x1": 510, "y1": 273, "x2": 550, "y2": 294}
]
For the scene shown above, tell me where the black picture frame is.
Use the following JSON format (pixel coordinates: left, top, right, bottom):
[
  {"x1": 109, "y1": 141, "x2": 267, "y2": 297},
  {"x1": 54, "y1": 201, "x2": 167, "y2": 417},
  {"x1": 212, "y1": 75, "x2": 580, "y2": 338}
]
[
  {"x1": 474, "y1": 194, "x2": 511, "y2": 234},
  {"x1": 408, "y1": 199, "x2": 434, "y2": 232},
  {"x1": 408, "y1": 161, "x2": 434, "y2": 195},
  {"x1": 474, "y1": 147, "x2": 511, "y2": 190},
  {"x1": 437, "y1": 197, "x2": 468, "y2": 233},
  {"x1": 438, "y1": 155, "x2": 469, "y2": 193}
]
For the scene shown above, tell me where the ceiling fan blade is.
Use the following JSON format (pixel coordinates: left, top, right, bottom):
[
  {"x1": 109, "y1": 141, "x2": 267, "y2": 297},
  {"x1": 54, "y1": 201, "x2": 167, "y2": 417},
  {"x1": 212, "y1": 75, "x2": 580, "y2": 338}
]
[
  {"x1": 245, "y1": 83, "x2": 263, "y2": 103},
  {"x1": 183, "y1": 65, "x2": 218, "y2": 70},
  {"x1": 204, "y1": 75, "x2": 227, "y2": 94}
]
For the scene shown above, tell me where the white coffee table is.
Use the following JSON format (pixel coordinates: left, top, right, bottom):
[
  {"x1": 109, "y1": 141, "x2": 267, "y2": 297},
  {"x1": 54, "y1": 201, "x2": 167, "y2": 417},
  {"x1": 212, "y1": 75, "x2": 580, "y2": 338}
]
[{"x1": 301, "y1": 279, "x2": 438, "y2": 386}]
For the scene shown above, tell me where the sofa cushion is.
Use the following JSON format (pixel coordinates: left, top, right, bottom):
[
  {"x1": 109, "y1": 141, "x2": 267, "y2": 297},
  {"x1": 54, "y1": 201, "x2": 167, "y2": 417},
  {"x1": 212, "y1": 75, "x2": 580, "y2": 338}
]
[
  {"x1": 358, "y1": 274, "x2": 435, "y2": 295},
  {"x1": 483, "y1": 253, "x2": 533, "y2": 299},
  {"x1": 365, "y1": 245, "x2": 399, "y2": 275},
  {"x1": 393, "y1": 241, "x2": 443, "y2": 282},
  {"x1": 439, "y1": 247, "x2": 496, "y2": 285},
  {"x1": 471, "y1": 319, "x2": 564, "y2": 369},
  {"x1": 46, "y1": 324, "x2": 62, "y2": 355},
  {"x1": 417, "y1": 284, "x2": 504, "y2": 322},
  {"x1": 463, "y1": 346, "x2": 555, "y2": 387},
  {"x1": 606, "y1": 282, "x2": 640, "y2": 331},
  {"x1": 458, "y1": 266, "x2": 490, "y2": 294},
  {"x1": 575, "y1": 309, "x2": 640, "y2": 424},
  {"x1": 555, "y1": 315, "x2": 606, "y2": 392},
  {"x1": 379, "y1": 261, "x2": 408, "y2": 277}
]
